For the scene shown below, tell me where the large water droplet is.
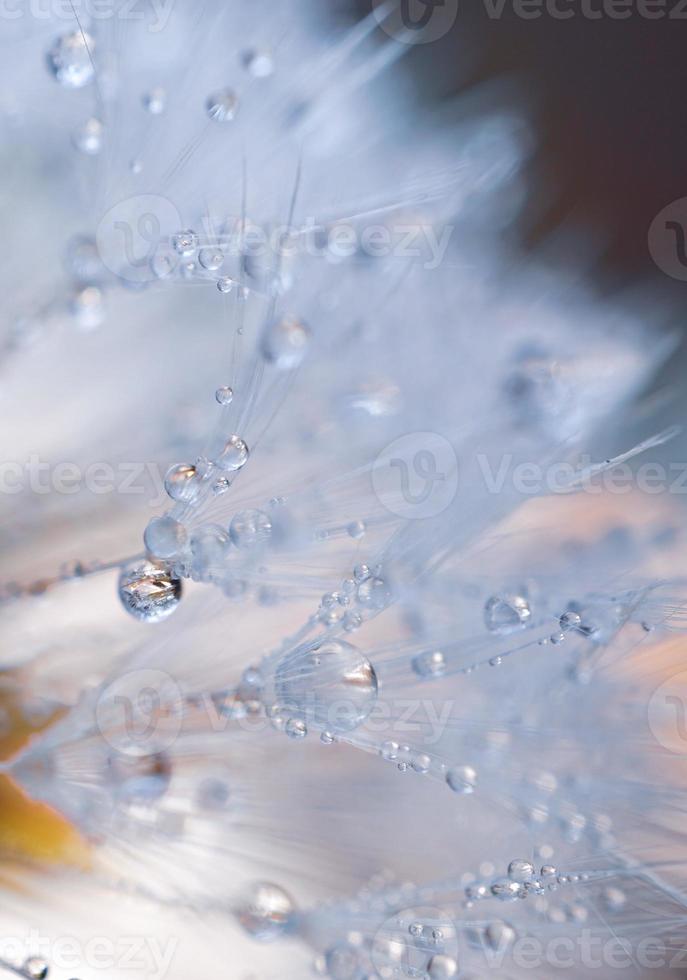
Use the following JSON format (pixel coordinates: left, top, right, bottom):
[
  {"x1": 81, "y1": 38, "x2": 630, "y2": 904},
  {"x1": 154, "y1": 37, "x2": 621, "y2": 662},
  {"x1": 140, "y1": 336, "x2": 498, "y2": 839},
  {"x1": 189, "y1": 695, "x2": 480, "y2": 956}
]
[
  {"x1": 274, "y1": 638, "x2": 378, "y2": 733},
  {"x1": 164, "y1": 463, "x2": 200, "y2": 503},
  {"x1": 235, "y1": 882, "x2": 295, "y2": 940},
  {"x1": 484, "y1": 594, "x2": 531, "y2": 634},
  {"x1": 118, "y1": 559, "x2": 182, "y2": 622},
  {"x1": 216, "y1": 435, "x2": 250, "y2": 472},
  {"x1": 47, "y1": 31, "x2": 95, "y2": 88},
  {"x1": 144, "y1": 515, "x2": 188, "y2": 560}
]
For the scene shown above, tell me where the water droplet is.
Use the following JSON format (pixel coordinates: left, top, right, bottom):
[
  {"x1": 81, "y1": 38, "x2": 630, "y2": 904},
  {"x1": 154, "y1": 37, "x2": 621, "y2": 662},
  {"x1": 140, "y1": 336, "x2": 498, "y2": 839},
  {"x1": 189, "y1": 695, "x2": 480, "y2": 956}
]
[
  {"x1": 491, "y1": 879, "x2": 522, "y2": 901},
  {"x1": 23, "y1": 959, "x2": 49, "y2": 980},
  {"x1": 213, "y1": 386, "x2": 234, "y2": 406},
  {"x1": 118, "y1": 559, "x2": 182, "y2": 622},
  {"x1": 346, "y1": 520, "x2": 366, "y2": 540},
  {"x1": 215, "y1": 435, "x2": 250, "y2": 472},
  {"x1": 47, "y1": 31, "x2": 95, "y2": 88},
  {"x1": 229, "y1": 509, "x2": 272, "y2": 549},
  {"x1": 217, "y1": 276, "x2": 236, "y2": 293},
  {"x1": 172, "y1": 230, "x2": 198, "y2": 257},
  {"x1": 484, "y1": 594, "x2": 531, "y2": 634},
  {"x1": 412, "y1": 650, "x2": 446, "y2": 678},
  {"x1": 164, "y1": 463, "x2": 200, "y2": 503},
  {"x1": 285, "y1": 717, "x2": 307, "y2": 739},
  {"x1": 235, "y1": 882, "x2": 295, "y2": 940},
  {"x1": 261, "y1": 315, "x2": 310, "y2": 370},
  {"x1": 206, "y1": 89, "x2": 238, "y2": 122},
  {"x1": 381, "y1": 740, "x2": 399, "y2": 760},
  {"x1": 603, "y1": 886, "x2": 626, "y2": 911},
  {"x1": 446, "y1": 765, "x2": 478, "y2": 795},
  {"x1": 199, "y1": 247, "x2": 224, "y2": 271},
  {"x1": 142, "y1": 87, "x2": 166, "y2": 114},
  {"x1": 242, "y1": 48, "x2": 274, "y2": 78},
  {"x1": 70, "y1": 285, "x2": 104, "y2": 329},
  {"x1": 508, "y1": 859, "x2": 535, "y2": 882},
  {"x1": 144, "y1": 515, "x2": 188, "y2": 560},
  {"x1": 72, "y1": 116, "x2": 103, "y2": 155},
  {"x1": 428, "y1": 954, "x2": 459, "y2": 979},
  {"x1": 540, "y1": 864, "x2": 557, "y2": 878},
  {"x1": 275, "y1": 638, "x2": 378, "y2": 733},
  {"x1": 559, "y1": 610, "x2": 582, "y2": 632},
  {"x1": 484, "y1": 921, "x2": 516, "y2": 952},
  {"x1": 412, "y1": 752, "x2": 431, "y2": 774}
]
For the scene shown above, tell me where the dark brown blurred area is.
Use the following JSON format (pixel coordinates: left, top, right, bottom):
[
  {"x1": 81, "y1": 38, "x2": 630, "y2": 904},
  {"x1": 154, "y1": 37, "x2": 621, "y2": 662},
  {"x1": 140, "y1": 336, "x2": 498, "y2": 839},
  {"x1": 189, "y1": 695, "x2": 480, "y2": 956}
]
[{"x1": 357, "y1": 1, "x2": 687, "y2": 293}]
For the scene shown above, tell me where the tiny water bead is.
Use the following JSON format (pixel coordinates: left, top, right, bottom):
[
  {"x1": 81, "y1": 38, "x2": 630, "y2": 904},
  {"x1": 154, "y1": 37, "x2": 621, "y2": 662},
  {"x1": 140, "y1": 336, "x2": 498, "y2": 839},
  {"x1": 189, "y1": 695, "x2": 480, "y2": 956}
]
[
  {"x1": 217, "y1": 276, "x2": 236, "y2": 293},
  {"x1": 23, "y1": 959, "x2": 49, "y2": 980},
  {"x1": 215, "y1": 434, "x2": 250, "y2": 472},
  {"x1": 47, "y1": 31, "x2": 95, "y2": 88},
  {"x1": 507, "y1": 859, "x2": 535, "y2": 882},
  {"x1": 346, "y1": 520, "x2": 366, "y2": 540},
  {"x1": 229, "y1": 509, "x2": 272, "y2": 549},
  {"x1": 242, "y1": 48, "x2": 275, "y2": 78},
  {"x1": 235, "y1": 882, "x2": 295, "y2": 940},
  {"x1": 172, "y1": 230, "x2": 199, "y2": 257},
  {"x1": 484, "y1": 921, "x2": 516, "y2": 951},
  {"x1": 412, "y1": 650, "x2": 446, "y2": 678},
  {"x1": 72, "y1": 117, "x2": 103, "y2": 155},
  {"x1": 356, "y1": 575, "x2": 393, "y2": 611},
  {"x1": 142, "y1": 87, "x2": 166, "y2": 114},
  {"x1": 199, "y1": 247, "x2": 224, "y2": 271},
  {"x1": 261, "y1": 315, "x2": 310, "y2": 370},
  {"x1": 144, "y1": 515, "x2": 188, "y2": 560},
  {"x1": 274, "y1": 638, "x2": 378, "y2": 733},
  {"x1": 164, "y1": 462, "x2": 200, "y2": 502},
  {"x1": 490, "y1": 879, "x2": 522, "y2": 901},
  {"x1": 285, "y1": 717, "x2": 307, "y2": 739},
  {"x1": 484, "y1": 593, "x2": 531, "y2": 634},
  {"x1": 427, "y1": 954, "x2": 459, "y2": 979},
  {"x1": 118, "y1": 559, "x2": 182, "y2": 622},
  {"x1": 206, "y1": 89, "x2": 239, "y2": 122},
  {"x1": 70, "y1": 285, "x2": 104, "y2": 329},
  {"x1": 446, "y1": 764, "x2": 478, "y2": 795},
  {"x1": 215, "y1": 385, "x2": 234, "y2": 405}
]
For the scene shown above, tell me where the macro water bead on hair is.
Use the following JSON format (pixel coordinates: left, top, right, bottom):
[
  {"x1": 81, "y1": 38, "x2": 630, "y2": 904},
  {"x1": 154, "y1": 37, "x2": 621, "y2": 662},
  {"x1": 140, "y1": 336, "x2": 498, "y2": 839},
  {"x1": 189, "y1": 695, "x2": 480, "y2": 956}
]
[
  {"x1": 235, "y1": 882, "x2": 295, "y2": 940},
  {"x1": 215, "y1": 385, "x2": 234, "y2": 405},
  {"x1": 144, "y1": 515, "x2": 188, "y2": 559},
  {"x1": 275, "y1": 638, "x2": 378, "y2": 733},
  {"x1": 206, "y1": 89, "x2": 239, "y2": 122},
  {"x1": 117, "y1": 559, "x2": 182, "y2": 623},
  {"x1": 484, "y1": 593, "x2": 531, "y2": 634},
  {"x1": 164, "y1": 463, "x2": 200, "y2": 502},
  {"x1": 47, "y1": 31, "x2": 95, "y2": 88},
  {"x1": 216, "y1": 434, "x2": 250, "y2": 472}
]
